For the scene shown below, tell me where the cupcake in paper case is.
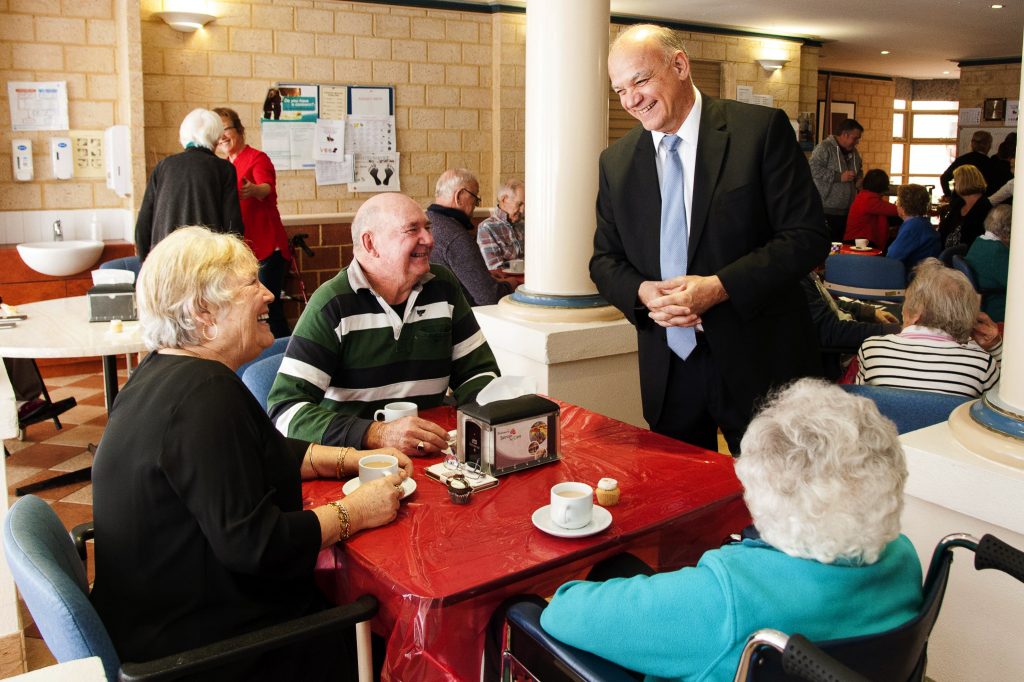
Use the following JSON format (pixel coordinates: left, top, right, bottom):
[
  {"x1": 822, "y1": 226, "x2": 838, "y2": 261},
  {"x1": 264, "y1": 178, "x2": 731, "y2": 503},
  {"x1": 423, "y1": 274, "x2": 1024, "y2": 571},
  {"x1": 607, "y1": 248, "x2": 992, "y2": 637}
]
[{"x1": 595, "y1": 477, "x2": 620, "y2": 507}]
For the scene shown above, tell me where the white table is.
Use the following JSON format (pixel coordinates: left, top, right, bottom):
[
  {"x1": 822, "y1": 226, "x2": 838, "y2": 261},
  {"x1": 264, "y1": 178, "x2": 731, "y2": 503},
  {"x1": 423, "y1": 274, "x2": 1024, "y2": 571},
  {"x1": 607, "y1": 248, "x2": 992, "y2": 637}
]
[{"x1": 0, "y1": 296, "x2": 147, "y2": 494}]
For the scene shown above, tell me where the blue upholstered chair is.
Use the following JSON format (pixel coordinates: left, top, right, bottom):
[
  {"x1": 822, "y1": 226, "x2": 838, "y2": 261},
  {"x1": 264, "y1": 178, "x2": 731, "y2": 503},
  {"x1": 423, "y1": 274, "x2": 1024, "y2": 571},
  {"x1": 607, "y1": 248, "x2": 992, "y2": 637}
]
[
  {"x1": 97, "y1": 256, "x2": 141, "y2": 278},
  {"x1": 3, "y1": 494, "x2": 378, "y2": 682},
  {"x1": 236, "y1": 335, "x2": 290, "y2": 378},
  {"x1": 938, "y1": 244, "x2": 968, "y2": 267},
  {"x1": 822, "y1": 255, "x2": 906, "y2": 302},
  {"x1": 242, "y1": 352, "x2": 285, "y2": 411},
  {"x1": 840, "y1": 384, "x2": 970, "y2": 434},
  {"x1": 950, "y1": 254, "x2": 981, "y2": 292}
]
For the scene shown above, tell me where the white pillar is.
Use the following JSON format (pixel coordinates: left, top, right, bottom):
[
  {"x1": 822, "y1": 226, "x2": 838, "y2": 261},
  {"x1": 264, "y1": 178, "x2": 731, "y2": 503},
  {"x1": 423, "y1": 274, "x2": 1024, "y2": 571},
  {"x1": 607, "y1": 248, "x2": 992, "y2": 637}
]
[{"x1": 522, "y1": 0, "x2": 610, "y2": 297}]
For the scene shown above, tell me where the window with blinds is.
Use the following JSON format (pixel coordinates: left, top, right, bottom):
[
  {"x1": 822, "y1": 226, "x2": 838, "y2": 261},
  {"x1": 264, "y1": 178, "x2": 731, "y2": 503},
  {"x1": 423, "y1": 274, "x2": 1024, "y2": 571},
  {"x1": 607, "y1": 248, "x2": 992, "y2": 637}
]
[{"x1": 608, "y1": 60, "x2": 722, "y2": 144}]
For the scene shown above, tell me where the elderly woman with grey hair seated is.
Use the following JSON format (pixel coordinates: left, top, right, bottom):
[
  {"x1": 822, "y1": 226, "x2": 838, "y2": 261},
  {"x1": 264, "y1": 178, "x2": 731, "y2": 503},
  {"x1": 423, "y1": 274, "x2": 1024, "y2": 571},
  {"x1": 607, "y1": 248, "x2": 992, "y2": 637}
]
[
  {"x1": 539, "y1": 379, "x2": 923, "y2": 681},
  {"x1": 90, "y1": 227, "x2": 414, "y2": 681},
  {"x1": 133, "y1": 108, "x2": 245, "y2": 262},
  {"x1": 856, "y1": 258, "x2": 1002, "y2": 397},
  {"x1": 965, "y1": 203, "x2": 1012, "y2": 322}
]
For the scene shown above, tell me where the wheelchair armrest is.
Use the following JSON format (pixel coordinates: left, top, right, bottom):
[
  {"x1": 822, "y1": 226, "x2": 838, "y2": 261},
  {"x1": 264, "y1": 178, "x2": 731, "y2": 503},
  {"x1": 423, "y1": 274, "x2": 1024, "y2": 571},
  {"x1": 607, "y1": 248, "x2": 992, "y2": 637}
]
[
  {"x1": 506, "y1": 602, "x2": 642, "y2": 682},
  {"x1": 70, "y1": 521, "x2": 94, "y2": 565},
  {"x1": 782, "y1": 634, "x2": 870, "y2": 682},
  {"x1": 975, "y1": 534, "x2": 1024, "y2": 584},
  {"x1": 118, "y1": 595, "x2": 378, "y2": 682}
]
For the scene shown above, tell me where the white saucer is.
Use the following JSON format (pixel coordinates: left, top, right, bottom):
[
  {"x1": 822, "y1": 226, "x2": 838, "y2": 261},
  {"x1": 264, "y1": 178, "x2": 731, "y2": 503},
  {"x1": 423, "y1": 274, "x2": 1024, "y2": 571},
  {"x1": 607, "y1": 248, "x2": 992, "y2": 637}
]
[
  {"x1": 342, "y1": 476, "x2": 417, "y2": 500},
  {"x1": 531, "y1": 505, "x2": 612, "y2": 538},
  {"x1": 849, "y1": 245, "x2": 873, "y2": 251}
]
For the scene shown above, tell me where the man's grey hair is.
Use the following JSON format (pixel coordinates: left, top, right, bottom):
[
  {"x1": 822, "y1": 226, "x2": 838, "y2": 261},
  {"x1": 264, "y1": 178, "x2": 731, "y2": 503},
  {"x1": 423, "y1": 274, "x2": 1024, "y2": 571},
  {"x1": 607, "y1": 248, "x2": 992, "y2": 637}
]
[
  {"x1": 904, "y1": 258, "x2": 978, "y2": 344},
  {"x1": 496, "y1": 178, "x2": 524, "y2": 202},
  {"x1": 351, "y1": 201, "x2": 387, "y2": 256},
  {"x1": 984, "y1": 203, "x2": 1012, "y2": 243},
  {"x1": 735, "y1": 378, "x2": 906, "y2": 566},
  {"x1": 970, "y1": 130, "x2": 993, "y2": 154},
  {"x1": 434, "y1": 168, "x2": 477, "y2": 201},
  {"x1": 178, "y1": 108, "x2": 223, "y2": 150},
  {"x1": 610, "y1": 24, "x2": 689, "y2": 63}
]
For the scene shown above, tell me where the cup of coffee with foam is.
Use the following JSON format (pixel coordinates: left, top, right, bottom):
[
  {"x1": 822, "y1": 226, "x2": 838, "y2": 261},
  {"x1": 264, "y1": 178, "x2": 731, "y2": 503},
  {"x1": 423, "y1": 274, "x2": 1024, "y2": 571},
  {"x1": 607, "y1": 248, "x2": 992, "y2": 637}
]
[
  {"x1": 549, "y1": 482, "x2": 593, "y2": 529},
  {"x1": 359, "y1": 454, "x2": 399, "y2": 484},
  {"x1": 374, "y1": 401, "x2": 418, "y2": 422}
]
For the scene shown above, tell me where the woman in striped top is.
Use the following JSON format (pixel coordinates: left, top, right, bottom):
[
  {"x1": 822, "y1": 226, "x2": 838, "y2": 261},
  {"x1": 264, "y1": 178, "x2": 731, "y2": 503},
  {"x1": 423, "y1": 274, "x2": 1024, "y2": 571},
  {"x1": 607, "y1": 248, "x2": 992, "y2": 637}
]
[{"x1": 856, "y1": 258, "x2": 1002, "y2": 398}]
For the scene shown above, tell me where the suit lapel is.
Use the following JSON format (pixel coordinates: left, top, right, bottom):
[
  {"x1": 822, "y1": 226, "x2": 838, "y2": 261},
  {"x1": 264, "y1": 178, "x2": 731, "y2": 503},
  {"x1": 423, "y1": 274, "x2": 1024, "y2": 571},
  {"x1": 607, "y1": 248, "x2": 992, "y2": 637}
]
[
  {"x1": 690, "y1": 96, "x2": 728, "y2": 261},
  {"x1": 629, "y1": 130, "x2": 663, "y2": 272}
]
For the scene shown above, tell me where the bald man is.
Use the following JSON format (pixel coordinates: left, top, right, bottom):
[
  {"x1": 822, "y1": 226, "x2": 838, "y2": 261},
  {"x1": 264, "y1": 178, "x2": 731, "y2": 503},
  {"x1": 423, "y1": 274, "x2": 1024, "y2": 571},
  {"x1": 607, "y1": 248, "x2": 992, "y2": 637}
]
[{"x1": 268, "y1": 193, "x2": 499, "y2": 455}]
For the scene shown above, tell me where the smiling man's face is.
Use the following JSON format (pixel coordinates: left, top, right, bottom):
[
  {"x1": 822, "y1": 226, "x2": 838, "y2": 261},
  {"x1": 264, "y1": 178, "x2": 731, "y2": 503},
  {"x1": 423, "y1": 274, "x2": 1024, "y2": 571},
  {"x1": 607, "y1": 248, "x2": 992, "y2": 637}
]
[{"x1": 609, "y1": 38, "x2": 693, "y2": 134}]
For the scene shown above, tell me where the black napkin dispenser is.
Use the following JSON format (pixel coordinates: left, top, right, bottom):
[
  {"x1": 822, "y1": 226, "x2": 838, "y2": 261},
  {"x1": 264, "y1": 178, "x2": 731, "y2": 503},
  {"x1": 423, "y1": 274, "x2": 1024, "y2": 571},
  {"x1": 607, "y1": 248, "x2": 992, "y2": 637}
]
[
  {"x1": 456, "y1": 394, "x2": 560, "y2": 476},
  {"x1": 88, "y1": 283, "x2": 137, "y2": 322}
]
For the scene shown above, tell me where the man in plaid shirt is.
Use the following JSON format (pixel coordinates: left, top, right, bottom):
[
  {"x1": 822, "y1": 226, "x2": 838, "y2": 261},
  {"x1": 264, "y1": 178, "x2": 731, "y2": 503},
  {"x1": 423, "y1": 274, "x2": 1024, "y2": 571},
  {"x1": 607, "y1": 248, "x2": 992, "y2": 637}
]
[{"x1": 477, "y1": 178, "x2": 526, "y2": 269}]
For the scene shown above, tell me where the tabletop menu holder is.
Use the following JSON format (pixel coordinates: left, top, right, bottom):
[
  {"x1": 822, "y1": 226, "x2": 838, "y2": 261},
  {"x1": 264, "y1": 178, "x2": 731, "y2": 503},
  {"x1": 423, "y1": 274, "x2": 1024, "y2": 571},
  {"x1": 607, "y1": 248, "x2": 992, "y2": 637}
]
[{"x1": 456, "y1": 395, "x2": 560, "y2": 476}]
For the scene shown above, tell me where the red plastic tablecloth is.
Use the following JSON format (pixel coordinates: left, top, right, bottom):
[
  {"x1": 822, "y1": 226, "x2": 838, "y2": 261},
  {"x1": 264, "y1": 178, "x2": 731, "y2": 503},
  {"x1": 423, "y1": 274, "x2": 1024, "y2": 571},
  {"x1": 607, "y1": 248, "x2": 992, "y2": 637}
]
[
  {"x1": 303, "y1": 402, "x2": 750, "y2": 681},
  {"x1": 838, "y1": 245, "x2": 882, "y2": 256}
]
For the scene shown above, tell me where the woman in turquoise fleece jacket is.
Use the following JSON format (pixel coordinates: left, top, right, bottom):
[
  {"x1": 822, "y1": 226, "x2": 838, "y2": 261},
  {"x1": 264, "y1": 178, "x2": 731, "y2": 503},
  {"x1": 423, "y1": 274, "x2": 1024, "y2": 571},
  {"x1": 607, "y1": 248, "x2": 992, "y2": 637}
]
[{"x1": 541, "y1": 379, "x2": 923, "y2": 682}]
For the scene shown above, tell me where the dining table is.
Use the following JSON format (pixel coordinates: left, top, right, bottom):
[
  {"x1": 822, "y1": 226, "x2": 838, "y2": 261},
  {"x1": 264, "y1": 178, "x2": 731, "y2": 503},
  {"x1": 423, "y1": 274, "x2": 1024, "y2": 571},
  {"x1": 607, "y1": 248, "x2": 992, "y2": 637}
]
[
  {"x1": 0, "y1": 295, "x2": 146, "y2": 493},
  {"x1": 303, "y1": 401, "x2": 750, "y2": 681},
  {"x1": 838, "y1": 244, "x2": 883, "y2": 256}
]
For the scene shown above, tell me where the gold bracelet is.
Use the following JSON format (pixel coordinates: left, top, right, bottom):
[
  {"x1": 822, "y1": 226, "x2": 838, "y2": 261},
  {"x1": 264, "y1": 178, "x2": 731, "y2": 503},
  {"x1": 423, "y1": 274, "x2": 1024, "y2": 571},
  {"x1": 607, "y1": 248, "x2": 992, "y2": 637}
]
[
  {"x1": 327, "y1": 501, "x2": 351, "y2": 541},
  {"x1": 336, "y1": 447, "x2": 350, "y2": 480},
  {"x1": 306, "y1": 445, "x2": 321, "y2": 477}
]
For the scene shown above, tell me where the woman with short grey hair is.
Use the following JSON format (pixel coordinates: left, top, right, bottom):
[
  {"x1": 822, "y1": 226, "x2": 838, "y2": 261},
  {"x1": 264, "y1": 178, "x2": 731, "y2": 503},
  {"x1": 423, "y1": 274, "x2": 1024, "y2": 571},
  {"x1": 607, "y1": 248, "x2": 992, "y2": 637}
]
[
  {"x1": 133, "y1": 108, "x2": 244, "y2": 261},
  {"x1": 965, "y1": 203, "x2": 1012, "y2": 322},
  {"x1": 93, "y1": 227, "x2": 413, "y2": 681},
  {"x1": 856, "y1": 257, "x2": 1002, "y2": 397},
  {"x1": 540, "y1": 379, "x2": 923, "y2": 680}
]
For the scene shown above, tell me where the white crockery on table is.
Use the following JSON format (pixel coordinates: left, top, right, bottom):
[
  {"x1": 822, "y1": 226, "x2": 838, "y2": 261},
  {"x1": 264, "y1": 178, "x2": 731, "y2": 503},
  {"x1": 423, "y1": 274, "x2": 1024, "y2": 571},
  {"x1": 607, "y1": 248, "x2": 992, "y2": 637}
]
[
  {"x1": 531, "y1": 504, "x2": 612, "y2": 538},
  {"x1": 342, "y1": 476, "x2": 417, "y2": 500}
]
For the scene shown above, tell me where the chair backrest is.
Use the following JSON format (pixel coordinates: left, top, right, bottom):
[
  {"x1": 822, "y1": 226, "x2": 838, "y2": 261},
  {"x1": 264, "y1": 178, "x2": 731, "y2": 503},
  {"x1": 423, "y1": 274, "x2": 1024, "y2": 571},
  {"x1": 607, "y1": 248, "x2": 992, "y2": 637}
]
[
  {"x1": 98, "y1": 256, "x2": 141, "y2": 278},
  {"x1": 242, "y1": 352, "x2": 285, "y2": 411},
  {"x1": 823, "y1": 255, "x2": 906, "y2": 301},
  {"x1": 840, "y1": 384, "x2": 970, "y2": 434},
  {"x1": 950, "y1": 255, "x2": 980, "y2": 292},
  {"x1": 938, "y1": 244, "x2": 968, "y2": 267},
  {"x1": 235, "y1": 335, "x2": 290, "y2": 378},
  {"x1": 2, "y1": 496, "x2": 121, "y2": 681}
]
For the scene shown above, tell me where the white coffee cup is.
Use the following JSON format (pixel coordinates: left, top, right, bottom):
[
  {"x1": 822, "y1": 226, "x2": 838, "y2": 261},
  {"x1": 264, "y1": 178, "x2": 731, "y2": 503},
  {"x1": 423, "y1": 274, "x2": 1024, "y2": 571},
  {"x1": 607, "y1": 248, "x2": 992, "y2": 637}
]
[
  {"x1": 358, "y1": 454, "x2": 399, "y2": 484},
  {"x1": 373, "y1": 401, "x2": 418, "y2": 422},
  {"x1": 549, "y1": 482, "x2": 594, "y2": 530},
  {"x1": 855, "y1": 238, "x2": 869, "y2": 248},
  {"x1": 506, "y1": 259, "x2": 524, "y2": 274}
]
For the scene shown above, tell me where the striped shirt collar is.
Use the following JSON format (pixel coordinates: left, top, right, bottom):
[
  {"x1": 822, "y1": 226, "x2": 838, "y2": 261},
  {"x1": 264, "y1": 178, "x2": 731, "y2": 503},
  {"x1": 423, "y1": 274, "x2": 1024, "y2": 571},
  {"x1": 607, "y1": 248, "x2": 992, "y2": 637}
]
[{"x1": 346, "y1": 256, "x2": 435, "y2": 296}]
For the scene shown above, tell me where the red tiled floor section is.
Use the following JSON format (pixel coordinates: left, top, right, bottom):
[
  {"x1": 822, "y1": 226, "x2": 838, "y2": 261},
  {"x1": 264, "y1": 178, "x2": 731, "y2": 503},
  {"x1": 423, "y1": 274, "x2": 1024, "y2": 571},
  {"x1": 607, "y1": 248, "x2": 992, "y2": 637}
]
[{"x1": 3, "y1": 370, "x2": 121, "y2": 677}]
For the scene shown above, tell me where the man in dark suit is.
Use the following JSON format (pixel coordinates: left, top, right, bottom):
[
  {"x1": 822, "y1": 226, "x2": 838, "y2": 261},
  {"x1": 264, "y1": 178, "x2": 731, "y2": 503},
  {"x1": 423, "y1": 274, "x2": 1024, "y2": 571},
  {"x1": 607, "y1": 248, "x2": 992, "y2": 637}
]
[{"x1": 590, "y1": 24, "x2": 829, "y2": 453}]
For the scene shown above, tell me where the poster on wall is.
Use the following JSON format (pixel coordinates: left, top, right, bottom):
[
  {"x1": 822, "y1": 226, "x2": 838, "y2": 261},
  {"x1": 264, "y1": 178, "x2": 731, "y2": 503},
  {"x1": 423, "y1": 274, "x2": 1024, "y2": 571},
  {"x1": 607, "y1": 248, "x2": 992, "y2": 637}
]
[
  {"x1": 350, "y1": 152, "x2": 400, "y2": 193},
  {"x1": 1005, "y1": 100, "x2": 1019, "y2": 127},
  {"x1": 8, "y1": 81, "x2": 69, "y2": 131},
  {"x1": 262, "y1": 121, "x2": 315, "y2": 171},
  {"x1": 348, "y1": 86, "x2": 394, "y2": 116},
  {"x1": 264, "y1": 83, "x2": 319, "y2": 122},
  {"x1": 345, "y1": 115, "x2": 396, "y2": 154},
  {"x1": 70, "y1": 130, "x2": 105, "y2": 178},
  {"x1": 816, "y1": 100, "x2": 855, "y2": 143},
  {"x1": 319, "y1": 85, "x2": 348, "y2": 120}
]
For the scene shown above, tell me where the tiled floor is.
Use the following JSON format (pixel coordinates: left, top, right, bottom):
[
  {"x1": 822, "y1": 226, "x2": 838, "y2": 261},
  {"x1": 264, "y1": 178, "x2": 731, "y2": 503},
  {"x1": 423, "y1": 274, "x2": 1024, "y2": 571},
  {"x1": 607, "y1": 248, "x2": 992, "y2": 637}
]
[{"x1": 3, "y1": 369, "x2": 124, "y2": 676}]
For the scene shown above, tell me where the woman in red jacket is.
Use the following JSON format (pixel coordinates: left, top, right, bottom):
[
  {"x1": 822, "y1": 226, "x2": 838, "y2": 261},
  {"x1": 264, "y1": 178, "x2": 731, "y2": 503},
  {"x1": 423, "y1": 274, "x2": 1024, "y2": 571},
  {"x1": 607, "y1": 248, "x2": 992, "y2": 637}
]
[
  {"x1": 215, "y1": 107, "x2": 292, "y2": 337},
  {"x1": 845, "y1": 169, "x2": 899, "y2": 249}
]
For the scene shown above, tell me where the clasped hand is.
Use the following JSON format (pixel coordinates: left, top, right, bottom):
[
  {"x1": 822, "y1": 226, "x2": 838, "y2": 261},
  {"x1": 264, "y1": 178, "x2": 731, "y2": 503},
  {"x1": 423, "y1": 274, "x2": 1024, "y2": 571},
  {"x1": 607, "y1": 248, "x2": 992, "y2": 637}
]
[
  {"x1": 366, "y1": 415, "x2": 450, "y2": 455},
  {"x1": 640, "y1": 275, "x2": 727, "y2": 328}
]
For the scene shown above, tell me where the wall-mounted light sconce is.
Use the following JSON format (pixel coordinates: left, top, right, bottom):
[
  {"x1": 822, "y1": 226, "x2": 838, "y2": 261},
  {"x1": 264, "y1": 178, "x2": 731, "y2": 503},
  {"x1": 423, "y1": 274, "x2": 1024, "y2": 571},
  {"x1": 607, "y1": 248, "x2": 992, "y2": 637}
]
[
  {"x1": 757, "y1": 58, "x2": 788, "y2": 72},
  {"x1": 153, "y1": 11, "x2": 216, "y2": 33}
]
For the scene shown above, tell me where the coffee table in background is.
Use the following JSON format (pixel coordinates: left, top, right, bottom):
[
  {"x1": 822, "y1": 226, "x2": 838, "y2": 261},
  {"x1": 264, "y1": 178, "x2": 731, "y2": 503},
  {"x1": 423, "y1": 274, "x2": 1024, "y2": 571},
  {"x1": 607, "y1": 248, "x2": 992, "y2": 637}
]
[{"x1": 303, "y1": 402, "x2": 749, "y2": 681}]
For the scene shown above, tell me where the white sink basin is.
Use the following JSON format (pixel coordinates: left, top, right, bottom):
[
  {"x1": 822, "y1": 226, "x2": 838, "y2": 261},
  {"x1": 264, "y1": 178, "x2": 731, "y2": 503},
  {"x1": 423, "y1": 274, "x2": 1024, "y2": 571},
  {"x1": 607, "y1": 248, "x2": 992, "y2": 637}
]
[{"x1": 17, "y1": 240, "x2": 105, "y2": 277}]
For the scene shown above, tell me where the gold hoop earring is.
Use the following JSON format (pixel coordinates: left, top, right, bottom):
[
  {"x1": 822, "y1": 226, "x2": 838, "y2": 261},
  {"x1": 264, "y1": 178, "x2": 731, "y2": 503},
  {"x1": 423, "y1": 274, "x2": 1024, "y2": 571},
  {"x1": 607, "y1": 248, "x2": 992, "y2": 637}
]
[{"x1": 202, "y1": 322, "x2": 219, "y2": 342}]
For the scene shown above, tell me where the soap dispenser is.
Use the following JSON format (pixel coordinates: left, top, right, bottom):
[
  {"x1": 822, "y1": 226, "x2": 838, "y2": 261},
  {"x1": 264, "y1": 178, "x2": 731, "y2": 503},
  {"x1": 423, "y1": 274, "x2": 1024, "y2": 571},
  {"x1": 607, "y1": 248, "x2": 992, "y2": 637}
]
[{"x1": 89, "y1": 213, "x2": 101, "y2": 241}]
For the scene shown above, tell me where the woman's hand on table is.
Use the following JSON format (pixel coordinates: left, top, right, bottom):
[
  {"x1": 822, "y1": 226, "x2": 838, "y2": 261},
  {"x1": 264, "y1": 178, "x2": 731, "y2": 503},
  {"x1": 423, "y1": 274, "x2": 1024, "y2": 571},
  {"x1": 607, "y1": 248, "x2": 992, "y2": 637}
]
[
  {"x1": 344, "y1": 472, "x2": 406, "y2": 532},
  {"x1": 364, "y1": 416, "x2": 449, "y2": 456},
  {"x1": 349, "y1": 447, "x2": 414, "y2": 477},
  {"x1": 874, "y1": 308, "x2": 899, "y2": 324}
]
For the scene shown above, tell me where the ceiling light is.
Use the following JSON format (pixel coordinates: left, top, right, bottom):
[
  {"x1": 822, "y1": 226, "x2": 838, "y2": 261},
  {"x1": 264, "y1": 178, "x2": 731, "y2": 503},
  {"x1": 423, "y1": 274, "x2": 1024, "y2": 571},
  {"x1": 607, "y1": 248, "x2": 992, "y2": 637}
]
[
  {"x1": 943, "y1": 70, "x2": 950, "y2": 75},
  {"x1": 880, "y1": 50, "x2": 890, "y2": 55},
  {"x1": 153, "y1": 11, "x2": 216, "y2": 32},
  {"x1": 992, "y1": 4, "x2": 1004, "y2": 9},
  {"x1": 757, "y1": 58, "x2": 788, "y2": 72}
]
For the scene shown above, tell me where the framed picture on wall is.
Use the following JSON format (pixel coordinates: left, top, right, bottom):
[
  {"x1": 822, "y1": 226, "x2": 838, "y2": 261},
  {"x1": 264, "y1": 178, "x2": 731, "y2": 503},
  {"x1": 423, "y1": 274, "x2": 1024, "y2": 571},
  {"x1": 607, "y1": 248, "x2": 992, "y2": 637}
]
[
  {"x1": 983, "y1": 98, "x2": 1006, "y2": 121},
  {"x1": 816, "y1": 100, "x2": 856, "y2": 143}
]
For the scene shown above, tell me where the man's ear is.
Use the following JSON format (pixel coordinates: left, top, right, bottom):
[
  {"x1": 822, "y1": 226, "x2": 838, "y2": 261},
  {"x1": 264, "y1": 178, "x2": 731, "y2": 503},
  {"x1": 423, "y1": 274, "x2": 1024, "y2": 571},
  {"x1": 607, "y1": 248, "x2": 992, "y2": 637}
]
[
  {"x1": 361, "y1": 230, "x2": 378, "y2": 257},
  {"x1": 671, "y1": 51, "x2": 690, "y2": 82}
]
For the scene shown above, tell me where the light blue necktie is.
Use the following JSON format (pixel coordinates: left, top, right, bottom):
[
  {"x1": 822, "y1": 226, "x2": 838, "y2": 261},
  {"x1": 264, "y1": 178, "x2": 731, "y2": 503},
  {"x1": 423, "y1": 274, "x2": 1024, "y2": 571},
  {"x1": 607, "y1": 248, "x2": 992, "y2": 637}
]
[{"x1": 659, "y1": 134, "x2": 697, "y2": 360}]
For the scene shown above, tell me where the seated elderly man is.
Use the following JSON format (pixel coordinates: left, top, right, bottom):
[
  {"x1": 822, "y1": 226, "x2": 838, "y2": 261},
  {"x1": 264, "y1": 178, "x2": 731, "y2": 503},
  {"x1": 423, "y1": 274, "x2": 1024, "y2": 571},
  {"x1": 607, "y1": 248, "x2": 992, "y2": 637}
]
[
  {"x1": 268, "y1": 193, "x2": 500, "y2": 455},
  {"x1": 540, "y1": 379, "x2": 922, "y2": 680},
  {"x1": 427, "y1": 168, "x2": 516, "y2": 306},
  {"x1": 856, "y1": 258, "x2": 1002, "y2": 397},
  {"x1": 477, "y1": 178, "x2": 526, "y2": 270}
]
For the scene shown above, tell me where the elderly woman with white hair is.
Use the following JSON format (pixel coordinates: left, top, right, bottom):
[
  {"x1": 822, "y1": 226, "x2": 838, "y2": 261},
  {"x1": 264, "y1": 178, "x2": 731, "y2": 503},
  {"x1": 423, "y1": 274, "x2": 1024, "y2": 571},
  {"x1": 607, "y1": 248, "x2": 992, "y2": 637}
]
[
  {"x1": 965, "y1": 203, "x2": 1012, "y2": 322},
  {"x1": 133, "y1": 108, "x2": 244, "y2": 261},
  {"x1": 91, "y1": 227, "x2": 413, "y2": 681},
  {"x1": 538, "y1": 379, "x2": 922, "y2": 681},
  {"x1": 857, "y1": 258, "x2": 1003, "y2": 397}
]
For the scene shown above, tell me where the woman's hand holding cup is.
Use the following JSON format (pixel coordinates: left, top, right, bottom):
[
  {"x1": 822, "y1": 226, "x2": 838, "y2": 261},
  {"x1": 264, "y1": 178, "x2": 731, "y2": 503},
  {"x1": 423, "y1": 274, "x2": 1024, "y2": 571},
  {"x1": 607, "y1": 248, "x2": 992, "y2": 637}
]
[{"x1": 344, "y1": 472, "x2": 406, "y2": 533}]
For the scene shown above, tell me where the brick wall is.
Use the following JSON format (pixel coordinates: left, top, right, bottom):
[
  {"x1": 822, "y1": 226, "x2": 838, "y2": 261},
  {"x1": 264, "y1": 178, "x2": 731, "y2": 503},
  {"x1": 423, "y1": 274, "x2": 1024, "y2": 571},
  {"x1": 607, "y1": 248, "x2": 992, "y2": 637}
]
[
  {"x1": 817, "y1": 74, "x2": 896, "y2": 173},
  {"x1": 958, "y1": 62, "x2": 1021, "y2": 142}
]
